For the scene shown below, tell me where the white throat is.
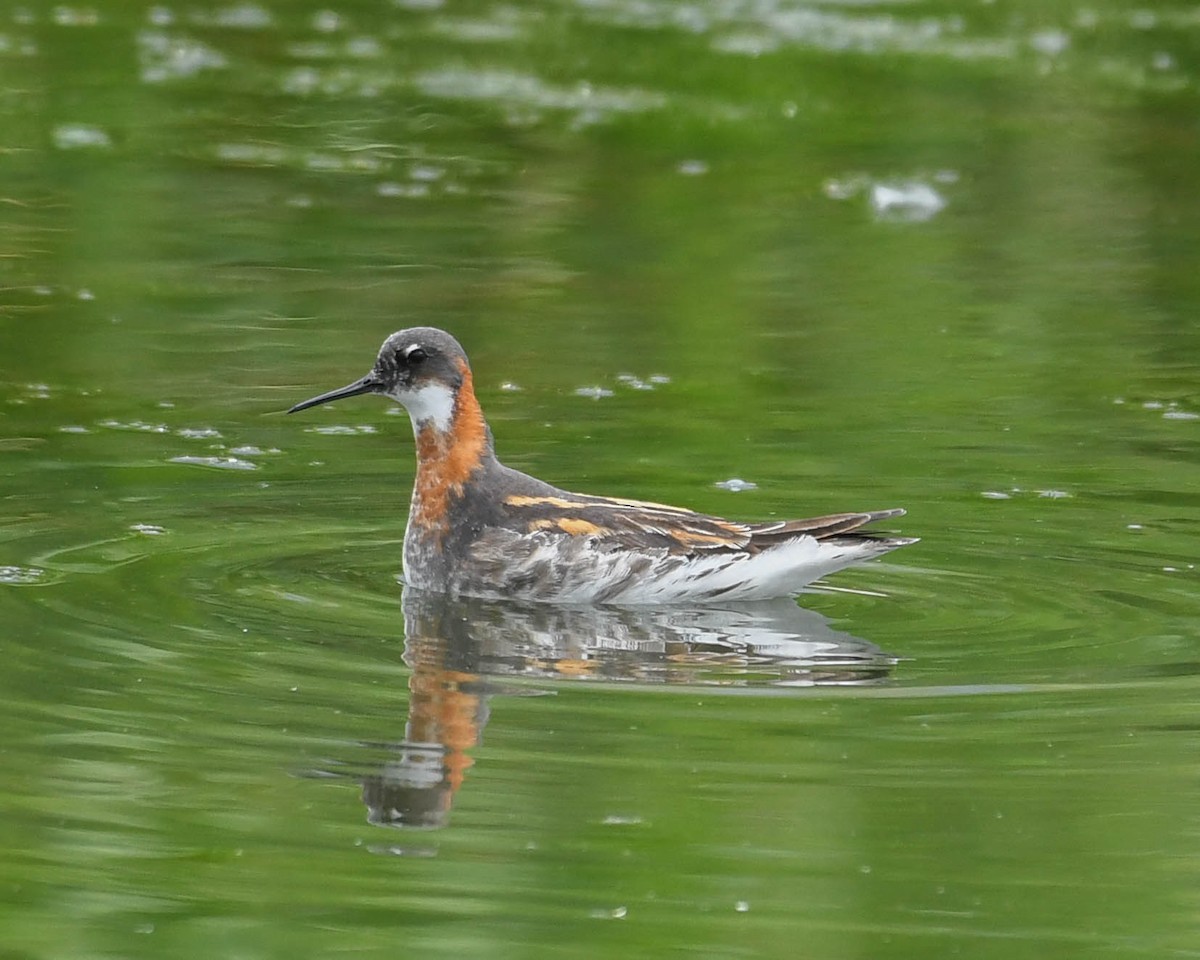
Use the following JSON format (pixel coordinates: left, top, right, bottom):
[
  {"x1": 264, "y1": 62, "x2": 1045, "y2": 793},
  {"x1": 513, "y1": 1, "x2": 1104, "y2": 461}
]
[{"x1": 394, "y1": 381, "x2": 455, "y2": 433}]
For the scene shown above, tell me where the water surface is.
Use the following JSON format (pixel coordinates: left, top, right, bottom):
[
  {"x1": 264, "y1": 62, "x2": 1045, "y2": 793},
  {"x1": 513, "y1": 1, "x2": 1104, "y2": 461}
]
[{"x1": 2, "y1": 1, "x2": 1199, "y2": 957}]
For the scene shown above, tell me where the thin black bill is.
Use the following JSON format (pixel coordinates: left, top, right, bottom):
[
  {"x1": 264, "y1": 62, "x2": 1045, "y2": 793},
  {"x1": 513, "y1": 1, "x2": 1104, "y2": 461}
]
[{"x1": 287, "y1": 374, "x2": 379, "y2": 414}]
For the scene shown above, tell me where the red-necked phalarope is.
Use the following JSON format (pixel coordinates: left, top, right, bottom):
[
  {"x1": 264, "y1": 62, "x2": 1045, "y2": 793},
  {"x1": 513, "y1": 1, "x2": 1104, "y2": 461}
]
[{"x1": 288, "y1": 327, "x2": 916, "y2": 604}]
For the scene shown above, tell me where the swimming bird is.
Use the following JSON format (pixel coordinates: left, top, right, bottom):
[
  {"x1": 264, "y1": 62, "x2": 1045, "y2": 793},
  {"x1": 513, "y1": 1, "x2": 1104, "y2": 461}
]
[{"x1": 288, "y1": 328, "x2": 915, "y2": 604}]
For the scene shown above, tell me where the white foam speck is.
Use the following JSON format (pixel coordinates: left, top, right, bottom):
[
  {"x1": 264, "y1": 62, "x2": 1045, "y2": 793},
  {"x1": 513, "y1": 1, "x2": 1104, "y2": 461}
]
[
  {"x1": 176, "y1": 427, "x2": 223, "y2": 439},
  {"x1": 99, "y1": 419, "x2": 170, "y2": 434},
  {"x1": 53, "y1": 7, "x2": 100, "y2": 26},
  {"x1": 377, "y1": 181, "x2": 430, "y2": 198},
  {"x1": 1152, "y1": 51, "x2": 1175, "y2": 71},
  {"x1": 981, "y1": 490, "x2": 1011, "y2": 499},
  {"x1": 308, "y1": 425, "x2": 377, "y2": 435},
  {"x1": 616, "y1": 373, "x2": 654, "y2": 391},
  {"x1": 824, "y1": 175, "x2": 867, "y2": 200},
  {"x1": 210, "y1": 3, "x2": 272, "y2": 29},
  {"x1": 53, "y1": 124, "x2": 111, "y2": 150},
  {"x1": 410, "y1": 163, "x2": 444, "y2": 181},
  {"x1": 0, "y1": 565, "x2": 44, "y2": 585},
  {"x1": 1030, "y1": 28, "x2": 1070, "y2": 57},
  {"x1": 130, "y1": 523, "x2": 166, "y2": 535},
  {"x1": 589, "y1": 906, "x2": 627, "y2": 920},
  {"x1": 170, "y1": 455, "x2": 258, "y2": 471},
  {"x1": 313, "y1": 10, "x2": 341, "y2": 32},
  {"x1": 870, "y1": 180, "x2": 947, "y2": 222},
  {"x1": 346, "y1": 36, "x2": 382, "y2": 58},
  {"x1": 575, "y1": 386, "x2": 614, "y2": 400},
  {"x1": 138, "y1": 30, "x2": 228, "y2": 84}
]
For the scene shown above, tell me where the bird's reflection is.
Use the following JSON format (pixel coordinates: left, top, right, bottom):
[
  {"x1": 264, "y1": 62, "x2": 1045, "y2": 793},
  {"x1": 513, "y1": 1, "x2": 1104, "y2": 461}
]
[{"x1": 358, "y1": 589, "x2": 896, "y2": 832}]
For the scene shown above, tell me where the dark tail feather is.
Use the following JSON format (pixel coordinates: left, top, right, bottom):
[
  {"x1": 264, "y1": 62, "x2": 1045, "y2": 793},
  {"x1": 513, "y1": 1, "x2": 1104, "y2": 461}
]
[{"x1": 748, "y1": 508, "x2": 913, "y2": 550}]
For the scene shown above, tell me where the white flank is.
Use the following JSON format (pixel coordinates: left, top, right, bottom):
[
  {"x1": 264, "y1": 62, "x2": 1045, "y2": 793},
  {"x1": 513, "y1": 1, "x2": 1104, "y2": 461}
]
[
  {"x1": 474, "y1": 533, "x2": 901, "y2": 604},
  {"x1": 599, "y1": 538, "x2": 855, "y2": 604},
  {"x1": 394, "y1": 381, "x2": 455, "y2": 432}
]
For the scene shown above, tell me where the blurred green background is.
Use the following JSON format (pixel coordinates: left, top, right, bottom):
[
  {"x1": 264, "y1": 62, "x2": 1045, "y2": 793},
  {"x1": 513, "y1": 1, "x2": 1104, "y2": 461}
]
[{"x1": 1, "y1": 2, "x2": 1198, "y2": 957}]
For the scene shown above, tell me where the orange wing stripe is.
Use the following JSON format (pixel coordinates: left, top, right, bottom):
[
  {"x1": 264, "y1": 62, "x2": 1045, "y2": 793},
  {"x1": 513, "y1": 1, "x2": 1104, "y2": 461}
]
[
  {"x1": 506, "y1": 494, "x2": 592, "y2": 509},
  {"x1": 530, "y1": 517, "x2": 608, "y2": 537}
]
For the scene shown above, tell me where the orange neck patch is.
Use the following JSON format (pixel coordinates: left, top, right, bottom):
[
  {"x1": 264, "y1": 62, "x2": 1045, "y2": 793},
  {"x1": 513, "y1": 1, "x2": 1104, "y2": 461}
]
[{"x1": 411, "y1": 360, "x2": 489, "y2": 533}]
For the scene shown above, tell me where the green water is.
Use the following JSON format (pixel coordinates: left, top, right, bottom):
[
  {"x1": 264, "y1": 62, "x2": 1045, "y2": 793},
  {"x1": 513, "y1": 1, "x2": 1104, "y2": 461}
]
[{"x1": 3, "y1": 1, "x2": 1199, "y2": 957}]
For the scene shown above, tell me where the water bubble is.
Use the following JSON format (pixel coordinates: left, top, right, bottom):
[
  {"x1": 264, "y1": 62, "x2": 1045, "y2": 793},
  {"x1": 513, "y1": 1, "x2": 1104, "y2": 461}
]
[{"x1": 715, "y1": 478, "x2": 757, "y2": 492}]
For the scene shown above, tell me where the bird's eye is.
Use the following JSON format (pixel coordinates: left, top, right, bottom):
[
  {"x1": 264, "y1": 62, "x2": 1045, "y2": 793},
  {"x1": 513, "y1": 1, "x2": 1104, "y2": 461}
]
[{"x1": 405, "y1": 346, "x2": 427, "y2": 364}]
